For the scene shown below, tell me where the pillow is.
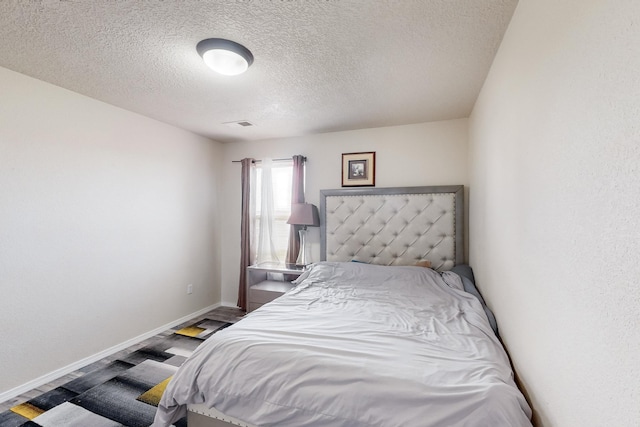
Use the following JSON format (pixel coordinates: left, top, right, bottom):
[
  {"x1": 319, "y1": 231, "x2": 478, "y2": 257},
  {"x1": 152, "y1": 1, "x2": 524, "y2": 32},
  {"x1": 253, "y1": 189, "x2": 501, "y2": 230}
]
[
  {"x1": 351, "y1": 259, "x2": 432, "y2": 268},
  {"x1": 413, "y1": 260, "x2": 432, "y2": 268},
  {"x1": 450, "y1": 264, "x2": 499, "y2": 337}
]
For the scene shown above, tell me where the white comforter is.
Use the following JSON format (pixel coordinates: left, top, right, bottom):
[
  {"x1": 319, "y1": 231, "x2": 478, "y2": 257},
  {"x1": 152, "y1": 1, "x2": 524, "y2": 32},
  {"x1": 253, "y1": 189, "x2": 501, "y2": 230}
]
[{"x1": 154, "y1": 262, "x2": 532, "y2": 426}]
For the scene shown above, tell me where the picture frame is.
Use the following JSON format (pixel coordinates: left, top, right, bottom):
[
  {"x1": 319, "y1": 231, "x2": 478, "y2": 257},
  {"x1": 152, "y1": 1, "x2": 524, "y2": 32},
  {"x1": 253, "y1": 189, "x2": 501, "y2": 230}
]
[{"x1": 341, "y1": 152, "x2": 376, "y2": 187}]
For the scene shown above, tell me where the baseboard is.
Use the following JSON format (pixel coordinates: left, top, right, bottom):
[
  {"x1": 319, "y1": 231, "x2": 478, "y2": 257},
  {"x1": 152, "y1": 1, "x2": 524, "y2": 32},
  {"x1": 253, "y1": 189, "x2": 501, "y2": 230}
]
[{"x1": 0, "y1": 303, "x2": 221, "y2": 404}]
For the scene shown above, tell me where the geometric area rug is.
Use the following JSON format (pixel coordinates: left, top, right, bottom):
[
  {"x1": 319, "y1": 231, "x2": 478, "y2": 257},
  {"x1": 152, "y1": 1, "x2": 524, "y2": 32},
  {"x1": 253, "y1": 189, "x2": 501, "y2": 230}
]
[{"x1": 0, "y1": 311, "x2": 238, "y2": 427}]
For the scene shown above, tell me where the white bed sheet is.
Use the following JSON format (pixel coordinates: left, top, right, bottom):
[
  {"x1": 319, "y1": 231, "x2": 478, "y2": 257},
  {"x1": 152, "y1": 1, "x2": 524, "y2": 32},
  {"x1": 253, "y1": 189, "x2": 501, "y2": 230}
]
[{"x1": 154, "y1": 262, "x2": 532, "y2": 426}]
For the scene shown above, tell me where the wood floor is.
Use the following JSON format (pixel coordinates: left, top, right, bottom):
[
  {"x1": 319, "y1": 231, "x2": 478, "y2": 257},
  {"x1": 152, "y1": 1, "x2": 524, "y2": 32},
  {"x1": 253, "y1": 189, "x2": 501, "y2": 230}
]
[{"x1": 0, "y1": 306, "x2": 245, "y2": 414}]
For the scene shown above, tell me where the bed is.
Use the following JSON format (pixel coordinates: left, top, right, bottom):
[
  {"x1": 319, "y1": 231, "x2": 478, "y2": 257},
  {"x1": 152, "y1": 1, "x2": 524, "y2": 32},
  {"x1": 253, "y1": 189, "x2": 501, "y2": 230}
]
[{"x1": 153, "y1": 186, "x2": 532, "y2": 427}]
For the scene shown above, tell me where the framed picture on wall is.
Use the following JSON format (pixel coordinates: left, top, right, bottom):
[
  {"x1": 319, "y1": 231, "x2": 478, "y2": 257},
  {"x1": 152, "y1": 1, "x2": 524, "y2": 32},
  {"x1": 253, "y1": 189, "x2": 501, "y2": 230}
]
[{"x1": 342, "y1": 152, "x2": 376, "y2": 187}]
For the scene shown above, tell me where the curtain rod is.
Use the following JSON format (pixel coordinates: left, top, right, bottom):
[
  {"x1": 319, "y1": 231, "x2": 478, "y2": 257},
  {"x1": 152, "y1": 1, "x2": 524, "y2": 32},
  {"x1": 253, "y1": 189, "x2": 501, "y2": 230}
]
[{"x1": 231, "y1": 156, "x2": 306, "y2": 164}]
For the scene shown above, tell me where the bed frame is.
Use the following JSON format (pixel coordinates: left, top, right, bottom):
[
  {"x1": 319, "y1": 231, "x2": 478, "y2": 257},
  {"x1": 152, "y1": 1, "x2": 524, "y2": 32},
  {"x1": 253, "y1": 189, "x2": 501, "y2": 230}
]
[
  {"x1": 186, "y1": 185, "x2": 464, "y2": 426},
  {"x1": 320, "y1": 185, "x2": 463, "y2": 270}
]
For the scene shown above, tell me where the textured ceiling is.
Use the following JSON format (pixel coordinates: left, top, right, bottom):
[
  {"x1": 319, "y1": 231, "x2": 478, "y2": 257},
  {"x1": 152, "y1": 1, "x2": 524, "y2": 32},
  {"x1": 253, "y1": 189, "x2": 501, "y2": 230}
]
[{"x1": 0, "y1": 0, "x2": 517, "y2": 143}]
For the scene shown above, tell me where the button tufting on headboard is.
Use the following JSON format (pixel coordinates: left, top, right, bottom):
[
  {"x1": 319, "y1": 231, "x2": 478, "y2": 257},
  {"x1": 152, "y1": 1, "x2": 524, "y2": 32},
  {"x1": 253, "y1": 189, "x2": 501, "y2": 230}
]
[{"x1": 320, "y1": 186, "x2": 464, "y2": 271}]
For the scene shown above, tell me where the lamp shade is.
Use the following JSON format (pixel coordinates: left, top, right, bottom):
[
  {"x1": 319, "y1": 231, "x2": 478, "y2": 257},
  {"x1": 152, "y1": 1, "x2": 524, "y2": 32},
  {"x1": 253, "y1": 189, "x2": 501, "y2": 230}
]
[{"x1": 287, "y1": 203, "x2": 320, "y2": 227}]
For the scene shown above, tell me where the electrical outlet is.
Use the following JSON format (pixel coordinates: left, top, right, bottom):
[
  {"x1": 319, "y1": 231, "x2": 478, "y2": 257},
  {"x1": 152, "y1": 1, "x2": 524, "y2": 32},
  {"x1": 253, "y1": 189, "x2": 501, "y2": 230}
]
[{"x1": 187, "y1": 284, "x2": 193, "y2": 294}]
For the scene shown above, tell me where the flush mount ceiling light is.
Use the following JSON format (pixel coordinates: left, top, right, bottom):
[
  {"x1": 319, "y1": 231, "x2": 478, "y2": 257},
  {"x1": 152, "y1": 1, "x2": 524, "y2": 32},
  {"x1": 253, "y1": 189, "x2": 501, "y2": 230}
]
[{"x1": 196, "y1": 38, "x2": 254, "y2": 76}]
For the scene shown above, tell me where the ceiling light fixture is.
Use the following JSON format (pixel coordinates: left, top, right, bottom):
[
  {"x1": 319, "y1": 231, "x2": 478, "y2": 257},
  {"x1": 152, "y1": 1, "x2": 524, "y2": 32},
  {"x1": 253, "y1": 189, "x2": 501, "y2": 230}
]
[{"x1": 196, "y1": 38, "x2": 254, "y2": 76}]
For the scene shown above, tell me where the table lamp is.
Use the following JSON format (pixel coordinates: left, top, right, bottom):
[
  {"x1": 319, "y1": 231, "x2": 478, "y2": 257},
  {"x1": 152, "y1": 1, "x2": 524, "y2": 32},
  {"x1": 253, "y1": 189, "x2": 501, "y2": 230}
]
[{"x1": 287, "y1": 203, "x2": 320, "y2": 266}]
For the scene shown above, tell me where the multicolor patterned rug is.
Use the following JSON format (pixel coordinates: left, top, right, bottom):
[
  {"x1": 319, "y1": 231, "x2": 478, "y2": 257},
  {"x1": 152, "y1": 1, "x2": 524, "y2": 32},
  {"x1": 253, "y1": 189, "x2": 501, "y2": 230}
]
[{"x1": 0, "y1": 311, "x2": 239, "y2": 427}]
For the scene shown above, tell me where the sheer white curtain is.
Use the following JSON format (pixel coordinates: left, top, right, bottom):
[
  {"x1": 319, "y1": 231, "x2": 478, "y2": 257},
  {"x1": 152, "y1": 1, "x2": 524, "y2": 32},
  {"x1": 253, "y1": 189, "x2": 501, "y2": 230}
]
[{"x1": 255, "y1": 159, "x2": 280, "y2": 265}]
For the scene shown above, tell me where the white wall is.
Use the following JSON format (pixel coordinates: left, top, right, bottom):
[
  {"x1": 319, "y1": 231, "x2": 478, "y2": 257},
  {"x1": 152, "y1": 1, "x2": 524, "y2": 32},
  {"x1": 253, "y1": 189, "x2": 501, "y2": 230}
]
[
  {"x1": 0, "y1": 67, "x2": 223, "y2": 396},
  {"x1": 220, "y1": 119, "x2": 468, "y2": 305},
  {"x1": 469, "y1": 1, "x2": 640, "y2": 426}
]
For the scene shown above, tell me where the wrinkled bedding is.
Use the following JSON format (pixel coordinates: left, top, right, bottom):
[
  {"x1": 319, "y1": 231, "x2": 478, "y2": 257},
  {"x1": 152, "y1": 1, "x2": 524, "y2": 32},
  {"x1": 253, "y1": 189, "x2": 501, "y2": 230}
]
[{"x1": 153, "y1": 262, "x2": 532, "y2": 426}]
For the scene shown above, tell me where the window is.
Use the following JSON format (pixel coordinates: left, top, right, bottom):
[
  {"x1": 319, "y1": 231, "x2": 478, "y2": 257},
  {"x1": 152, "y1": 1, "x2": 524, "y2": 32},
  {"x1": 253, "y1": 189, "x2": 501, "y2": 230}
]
[{"x1": 255, "y1": 160, "x2": 293, "y2": 263}]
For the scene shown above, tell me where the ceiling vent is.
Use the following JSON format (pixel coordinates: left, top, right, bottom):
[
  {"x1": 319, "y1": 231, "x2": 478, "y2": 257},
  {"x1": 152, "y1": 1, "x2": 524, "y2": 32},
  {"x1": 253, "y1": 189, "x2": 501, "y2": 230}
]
[{"x1": 223, "y1": 120, "x2": 255, "y2": 128}]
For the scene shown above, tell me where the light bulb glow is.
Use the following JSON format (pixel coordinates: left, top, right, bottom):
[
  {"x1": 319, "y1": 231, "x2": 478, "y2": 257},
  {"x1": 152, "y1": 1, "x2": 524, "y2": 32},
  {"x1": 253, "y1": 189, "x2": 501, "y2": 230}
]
[{"x1": 202, "y1": 49, "x2": 249, "y2": 76}]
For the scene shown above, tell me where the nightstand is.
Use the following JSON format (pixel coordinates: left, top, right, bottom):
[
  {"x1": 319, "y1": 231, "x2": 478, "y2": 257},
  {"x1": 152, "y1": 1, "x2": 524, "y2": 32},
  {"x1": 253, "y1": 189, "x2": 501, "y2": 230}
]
[{"x1": 247, "y1": 264, "x2": 305, "y2": 312}]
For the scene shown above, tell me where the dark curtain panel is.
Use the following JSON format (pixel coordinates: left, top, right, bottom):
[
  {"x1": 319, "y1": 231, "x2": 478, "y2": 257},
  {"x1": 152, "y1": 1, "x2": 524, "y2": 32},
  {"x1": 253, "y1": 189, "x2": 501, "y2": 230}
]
[
  {"x1": 285, "y1": 155, "x2": 306, "y2": 265},
  {"x1": 237, "y1": 158, "x2": 254, "y2": 311}
]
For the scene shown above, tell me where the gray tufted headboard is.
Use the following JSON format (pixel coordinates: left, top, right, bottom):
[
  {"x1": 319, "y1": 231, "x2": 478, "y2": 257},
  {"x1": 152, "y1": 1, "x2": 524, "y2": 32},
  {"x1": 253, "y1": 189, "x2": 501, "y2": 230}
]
[{"x1": 320, "y1": 186, "x2": 464, "y2": 271}]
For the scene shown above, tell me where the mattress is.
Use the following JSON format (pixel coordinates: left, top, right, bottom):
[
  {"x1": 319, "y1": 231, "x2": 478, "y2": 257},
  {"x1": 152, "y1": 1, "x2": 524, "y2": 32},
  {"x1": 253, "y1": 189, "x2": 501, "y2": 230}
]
[{"x1": 153, "y1": 262, "x2": 532, "y2": 426}]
